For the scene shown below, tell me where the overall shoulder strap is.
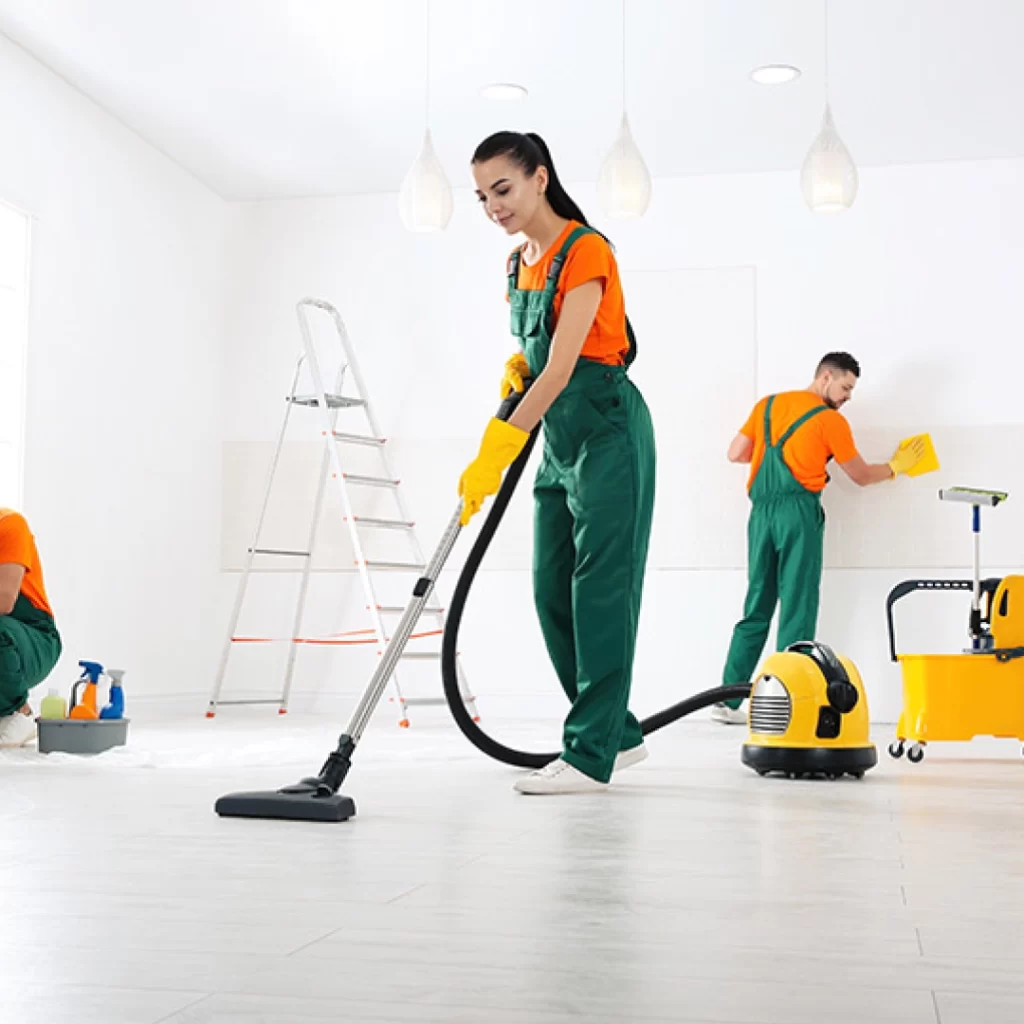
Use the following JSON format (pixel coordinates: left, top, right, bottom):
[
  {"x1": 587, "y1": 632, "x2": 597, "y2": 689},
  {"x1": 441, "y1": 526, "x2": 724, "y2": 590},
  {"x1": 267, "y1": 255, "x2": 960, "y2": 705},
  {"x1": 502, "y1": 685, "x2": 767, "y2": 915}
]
[
  {"x1": 777, "y1": 403, "x2": 829, "y2": 449},
  {"x1": 763, "y1": 396, "x2": 777, "y2": 443},
  {"x1": 544, "y1": 225, "x2": 594, "y2": 291},
  {"x1": 506, "y1": 246, "x2": 525, "y2": 299}
]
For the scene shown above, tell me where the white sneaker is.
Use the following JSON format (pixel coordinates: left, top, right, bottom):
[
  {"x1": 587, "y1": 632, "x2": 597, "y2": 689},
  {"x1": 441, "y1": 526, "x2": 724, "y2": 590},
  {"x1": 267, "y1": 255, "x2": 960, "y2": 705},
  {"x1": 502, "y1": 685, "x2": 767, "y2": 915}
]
[
  {"x1": 613, "y1": 743, "x2": 649, "y2": 772},
  {"x1": 514, "y1": 758, "x2": 608, "y2": 795},
  {"x1": 710, "y1": 701, "x2": 748, "y2": 725},
  {"x1": 0, "y1": 709, "x2": 37, "y2": 748}
]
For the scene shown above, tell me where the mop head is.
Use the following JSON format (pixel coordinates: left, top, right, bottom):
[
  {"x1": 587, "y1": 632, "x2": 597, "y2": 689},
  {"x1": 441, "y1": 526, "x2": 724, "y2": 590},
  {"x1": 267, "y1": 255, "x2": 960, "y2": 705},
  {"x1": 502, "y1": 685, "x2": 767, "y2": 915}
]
[{"x1": 215, "y1": 778, "x2": 355, "y2": 822}]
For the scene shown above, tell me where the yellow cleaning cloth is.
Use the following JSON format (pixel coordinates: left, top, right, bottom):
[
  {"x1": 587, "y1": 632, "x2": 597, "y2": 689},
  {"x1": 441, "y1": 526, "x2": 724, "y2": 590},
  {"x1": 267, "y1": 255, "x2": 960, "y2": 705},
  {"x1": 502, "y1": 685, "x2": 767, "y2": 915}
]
[{"x1": 897, "y1": 433, "x2": 940, "y2": 477}]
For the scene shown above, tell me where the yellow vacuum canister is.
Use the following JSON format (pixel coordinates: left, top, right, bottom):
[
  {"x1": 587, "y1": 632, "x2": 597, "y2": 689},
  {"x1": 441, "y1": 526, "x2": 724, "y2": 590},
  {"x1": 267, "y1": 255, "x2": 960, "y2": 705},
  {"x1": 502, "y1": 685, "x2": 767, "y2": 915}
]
[{"x1": 741, "y1": 641, "x2": 876, "y2": 779}]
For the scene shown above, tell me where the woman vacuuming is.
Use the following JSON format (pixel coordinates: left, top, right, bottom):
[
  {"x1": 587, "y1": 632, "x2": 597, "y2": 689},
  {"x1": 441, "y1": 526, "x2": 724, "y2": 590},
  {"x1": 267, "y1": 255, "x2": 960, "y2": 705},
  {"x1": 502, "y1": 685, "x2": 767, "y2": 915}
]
[{"x1": 459, "y1": 131, "x2": 656, "y2": 795}]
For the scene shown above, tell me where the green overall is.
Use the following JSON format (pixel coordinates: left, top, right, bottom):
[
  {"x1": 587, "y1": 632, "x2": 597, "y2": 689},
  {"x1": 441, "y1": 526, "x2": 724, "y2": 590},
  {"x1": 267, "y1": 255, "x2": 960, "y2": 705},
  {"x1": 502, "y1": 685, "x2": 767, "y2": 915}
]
[
  {"x1": 508, "y1": 226, "x2": 656, "y2": 783},
  {"x1": 0, "y1": 593, "x2": 62, "y2": 718},
  {"x1": 720, "y1": 395, "x2": 828, "y2": 707}
]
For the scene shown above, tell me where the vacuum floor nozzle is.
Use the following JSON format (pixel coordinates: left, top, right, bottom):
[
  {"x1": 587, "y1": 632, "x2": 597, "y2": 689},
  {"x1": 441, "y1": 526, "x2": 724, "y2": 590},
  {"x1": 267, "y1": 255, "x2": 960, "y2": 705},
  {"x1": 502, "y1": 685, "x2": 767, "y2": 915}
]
[{"x1": 215, "y1": 779, "x2": 355, "y2": 822}]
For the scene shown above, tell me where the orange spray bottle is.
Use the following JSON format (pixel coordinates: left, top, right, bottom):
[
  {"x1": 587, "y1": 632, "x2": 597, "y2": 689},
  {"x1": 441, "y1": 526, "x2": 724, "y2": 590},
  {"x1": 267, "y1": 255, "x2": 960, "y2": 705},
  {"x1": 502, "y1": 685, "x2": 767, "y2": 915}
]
[{"x1": 69, "y1": 661, "x2": 102, "y2": 720}]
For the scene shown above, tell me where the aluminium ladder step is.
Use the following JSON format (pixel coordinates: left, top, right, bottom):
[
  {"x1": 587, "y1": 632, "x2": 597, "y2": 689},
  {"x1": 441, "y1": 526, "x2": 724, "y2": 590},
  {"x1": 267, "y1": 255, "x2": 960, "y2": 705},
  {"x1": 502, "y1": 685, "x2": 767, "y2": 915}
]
[
  {"x1": 333, "y1": 430, "x2": 386, "y2": 447},
  {"x1": 374, "y1": 604, "x2": 445, "y2": 616},
  {"x1": 347, "y1": 516, "x2": 415, "y2": 531},
  {"x1": 342, "y1": 473, "x2": 400, "y2": 488},
  {"x1": 290, "y1": 394, "x2": 365, "y2": 409},
  {"x1": 362, "y1": 560, "x2": 427, "y2": 572}
]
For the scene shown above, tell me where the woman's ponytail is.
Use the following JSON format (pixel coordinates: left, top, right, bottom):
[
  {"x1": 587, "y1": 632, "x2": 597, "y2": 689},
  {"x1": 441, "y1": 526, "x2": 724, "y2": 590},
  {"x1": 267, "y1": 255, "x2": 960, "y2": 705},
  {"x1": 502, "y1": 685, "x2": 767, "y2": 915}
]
[{"x1": 522, "y1": 133, "x2": 590, "y2": 225}]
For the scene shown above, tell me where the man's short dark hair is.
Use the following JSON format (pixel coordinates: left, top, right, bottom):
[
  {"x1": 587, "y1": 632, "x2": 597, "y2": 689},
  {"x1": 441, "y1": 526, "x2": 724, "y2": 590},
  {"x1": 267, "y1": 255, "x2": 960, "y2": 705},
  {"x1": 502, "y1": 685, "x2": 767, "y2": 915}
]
[{"x1": 816, "y1": 351, "x2": 860, "y2": 378}]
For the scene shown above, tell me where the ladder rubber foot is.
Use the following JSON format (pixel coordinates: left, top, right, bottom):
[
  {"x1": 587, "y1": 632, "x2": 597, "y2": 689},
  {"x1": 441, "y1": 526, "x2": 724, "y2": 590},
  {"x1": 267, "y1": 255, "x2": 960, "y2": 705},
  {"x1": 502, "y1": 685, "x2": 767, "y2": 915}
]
[
  {"x1": 278, "y1": 708, "x2": 288, "y2": 715},
  {"x1": 205, "y1": 712, "x2": 216, "y2": 719},
  {"x1": 399, "y1": 719, "x2": 410, "y2": 728}
]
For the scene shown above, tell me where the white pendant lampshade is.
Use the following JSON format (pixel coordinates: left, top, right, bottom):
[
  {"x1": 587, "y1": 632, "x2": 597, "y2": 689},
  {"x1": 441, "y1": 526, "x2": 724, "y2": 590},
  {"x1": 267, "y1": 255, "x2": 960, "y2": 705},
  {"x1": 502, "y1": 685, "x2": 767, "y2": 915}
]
[
  {"x1": 398, "y1": 128, "x2": 453, "y2": 233},
  {"x1": 597, "y1": 113, "x2": 652, "y2": 219},
  {"x1": 801, "y1": 106, "x2": 858, "y2": 213}
]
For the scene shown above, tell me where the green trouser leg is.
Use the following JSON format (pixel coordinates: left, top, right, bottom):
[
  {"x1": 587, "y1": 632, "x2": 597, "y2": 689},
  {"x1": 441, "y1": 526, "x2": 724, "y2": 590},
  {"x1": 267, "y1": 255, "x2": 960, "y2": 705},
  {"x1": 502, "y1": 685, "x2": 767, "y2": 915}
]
[
  {"x1": 774, "y1": 496, "x2": 824, "y2": 650},
  {"x1": 532, "y1": 376, "x2": 655, "y2": 783},
  {"x1": 721, "y1": 504, "x2": 779, "y2": 706},
  {"x1": 0, "y1": 612, "x2": 63, "y2": 718},
  {"x1": 721, "y1": 496, "x2": 823, "y2": 708},
  {"x1": 533, "y1": 461, "x2": 647, "y2": 732}
]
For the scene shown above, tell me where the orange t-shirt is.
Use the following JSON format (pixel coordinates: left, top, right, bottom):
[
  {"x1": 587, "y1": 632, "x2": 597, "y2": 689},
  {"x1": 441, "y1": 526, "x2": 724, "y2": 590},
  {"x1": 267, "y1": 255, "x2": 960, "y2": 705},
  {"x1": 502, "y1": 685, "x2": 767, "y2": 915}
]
[
  {"x1": 511, "y1": 220, "x2": 628, "y2": 366},
  {"x1": 0, "y1": 509, "x2": 54, "y2": 617},
  {"x1": 740, "y1": 391, "x2": 859, "y2": 494}
]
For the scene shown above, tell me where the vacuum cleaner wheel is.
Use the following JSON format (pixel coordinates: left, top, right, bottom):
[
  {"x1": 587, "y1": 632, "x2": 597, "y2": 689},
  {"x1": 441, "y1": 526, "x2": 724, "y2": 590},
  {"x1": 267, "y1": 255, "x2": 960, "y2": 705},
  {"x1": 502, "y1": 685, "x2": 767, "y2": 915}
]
[{"x1": 741, "y1": 743, "x2": 877, "y2": 779}]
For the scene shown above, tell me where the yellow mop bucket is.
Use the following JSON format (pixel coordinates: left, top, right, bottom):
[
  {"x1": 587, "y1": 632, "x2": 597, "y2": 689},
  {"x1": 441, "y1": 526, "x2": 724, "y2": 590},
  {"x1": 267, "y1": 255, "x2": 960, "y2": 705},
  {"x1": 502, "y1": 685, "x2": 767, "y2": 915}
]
[
  {"x1": 895, "y1": 650, "x2": 1024, "y2": 750},
  {"x1": 885, "y1": 488, "x2": 1024, "y2": 762}
]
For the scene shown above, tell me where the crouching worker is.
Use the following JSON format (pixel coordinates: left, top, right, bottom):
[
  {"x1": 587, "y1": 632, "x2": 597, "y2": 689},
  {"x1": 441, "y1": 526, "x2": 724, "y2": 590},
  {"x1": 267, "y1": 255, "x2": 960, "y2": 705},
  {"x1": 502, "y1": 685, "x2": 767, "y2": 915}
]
[{"x1": 0, "y1": 508, "x2": 61, "y2": 747}]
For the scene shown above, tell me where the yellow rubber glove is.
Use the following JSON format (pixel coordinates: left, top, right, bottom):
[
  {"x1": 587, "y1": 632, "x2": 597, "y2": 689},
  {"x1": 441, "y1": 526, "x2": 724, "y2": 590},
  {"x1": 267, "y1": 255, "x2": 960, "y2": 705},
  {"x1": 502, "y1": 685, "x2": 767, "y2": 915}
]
[
  {"x1": 458, "y1": 418, "x2": 530, "y2": 525},
  {"x1": 500, "y1": 352, "x2": 530, "y2": 399},
  {"x1": 888, "y1": 436, "x2": 927, "y2": 477}
]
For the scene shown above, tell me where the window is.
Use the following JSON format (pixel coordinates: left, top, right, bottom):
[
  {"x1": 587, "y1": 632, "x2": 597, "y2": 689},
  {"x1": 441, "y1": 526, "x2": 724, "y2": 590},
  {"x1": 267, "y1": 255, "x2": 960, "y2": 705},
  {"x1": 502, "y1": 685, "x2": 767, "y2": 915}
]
[{"x1": 0, "y1": 203, "x2": 30, "y2": 508}]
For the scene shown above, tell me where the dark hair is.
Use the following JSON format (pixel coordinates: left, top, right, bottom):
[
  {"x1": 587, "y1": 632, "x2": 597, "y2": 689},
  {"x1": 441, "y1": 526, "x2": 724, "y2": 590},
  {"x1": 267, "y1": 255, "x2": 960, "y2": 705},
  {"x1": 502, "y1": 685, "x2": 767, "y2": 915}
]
[
  {"x1": 816, "y1": 351, "x2": 861, "y2": 378},
  {"x1": 472, "y1": 131, "x2": 589, "y2": 225}
]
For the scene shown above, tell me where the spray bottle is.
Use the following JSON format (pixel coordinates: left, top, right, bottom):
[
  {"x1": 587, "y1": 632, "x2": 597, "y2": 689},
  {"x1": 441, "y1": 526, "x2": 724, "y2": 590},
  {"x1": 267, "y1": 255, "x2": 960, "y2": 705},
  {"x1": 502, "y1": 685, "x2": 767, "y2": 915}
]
[
  {"x1": 69, "y1": 661, "x2": 103, "y2": 720},
  {"x1": 100, "y1": 669, "x2": 126, "y2": 720}
]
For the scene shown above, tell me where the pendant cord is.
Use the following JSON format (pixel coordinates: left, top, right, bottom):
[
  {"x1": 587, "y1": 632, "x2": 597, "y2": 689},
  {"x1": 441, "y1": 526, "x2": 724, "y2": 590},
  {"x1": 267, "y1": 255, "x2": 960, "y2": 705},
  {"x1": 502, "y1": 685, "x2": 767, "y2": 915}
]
[
  {"x1": 622, "y1": 0, "x2": 627, "y2": 113},
  {"x1": 823, "y1": 0, "x2": 830, "y2": 106},
  {"x1": 426, "y1": 0, "x2": 432, "y2": 129}
]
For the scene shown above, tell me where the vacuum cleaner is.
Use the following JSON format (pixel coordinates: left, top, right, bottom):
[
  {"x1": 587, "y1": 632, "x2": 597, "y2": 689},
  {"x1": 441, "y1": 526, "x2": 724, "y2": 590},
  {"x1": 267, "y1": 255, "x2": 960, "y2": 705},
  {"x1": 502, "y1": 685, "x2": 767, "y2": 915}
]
[
  {"x1": 741, "y1": 640, "x2": 876, "y2": 779},
  {"x1": 214, "y1": 386, "x2": 866, "y2": 822}
]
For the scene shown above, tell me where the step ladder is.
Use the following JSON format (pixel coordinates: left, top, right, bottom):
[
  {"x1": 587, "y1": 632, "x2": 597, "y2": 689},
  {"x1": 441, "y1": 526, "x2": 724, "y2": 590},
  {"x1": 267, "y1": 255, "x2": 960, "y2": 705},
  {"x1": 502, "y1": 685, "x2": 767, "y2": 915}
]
[{"x1": 208, "y1": 297, "x2": 478, "y2": 726}]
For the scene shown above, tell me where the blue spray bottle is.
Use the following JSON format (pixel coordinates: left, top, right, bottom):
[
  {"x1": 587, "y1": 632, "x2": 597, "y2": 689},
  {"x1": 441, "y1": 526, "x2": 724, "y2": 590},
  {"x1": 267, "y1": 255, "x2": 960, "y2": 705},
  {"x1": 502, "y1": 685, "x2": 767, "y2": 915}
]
[{"x1": 100, "y1": 669, "x2": 126, "y2": 720}]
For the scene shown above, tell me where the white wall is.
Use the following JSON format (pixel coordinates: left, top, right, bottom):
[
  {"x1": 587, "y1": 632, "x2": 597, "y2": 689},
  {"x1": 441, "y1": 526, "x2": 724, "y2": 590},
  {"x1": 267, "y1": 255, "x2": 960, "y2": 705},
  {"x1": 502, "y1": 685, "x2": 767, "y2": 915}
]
[
  {"x1": 220, "y1": 155, "x2": 1024, "y2": 728},
  {"x1": 0, "y1": 34, "x2": 232, "y2": 699}
]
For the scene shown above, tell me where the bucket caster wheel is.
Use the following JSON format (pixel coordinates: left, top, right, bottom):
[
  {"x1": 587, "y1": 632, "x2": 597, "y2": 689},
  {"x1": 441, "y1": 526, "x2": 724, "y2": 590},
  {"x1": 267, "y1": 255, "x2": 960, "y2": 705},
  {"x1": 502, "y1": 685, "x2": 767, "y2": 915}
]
[
  {"x1": 888, "y1": 740, "x2": 905, "y2": 759},
  {"x1": 756, "y1": 769, "x2": 769, "y2": 777},
  {"x1": 907, "y1": 743, "x2": 925, "y2": 764},
  {"x1": 849, "y1": 771, "x2": 864, "y2": 779}
]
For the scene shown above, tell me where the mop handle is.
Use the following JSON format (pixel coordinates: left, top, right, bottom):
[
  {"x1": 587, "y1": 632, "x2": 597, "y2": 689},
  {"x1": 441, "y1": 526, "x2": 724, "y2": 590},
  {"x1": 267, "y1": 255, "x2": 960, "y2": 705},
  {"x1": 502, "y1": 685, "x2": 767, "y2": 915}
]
[
  {"x1": 973, "y1": 504, "x2": 982, "y2": 612},
  {"x1": 938, "y1": 487, "x2": 1008, "y2": 645}
]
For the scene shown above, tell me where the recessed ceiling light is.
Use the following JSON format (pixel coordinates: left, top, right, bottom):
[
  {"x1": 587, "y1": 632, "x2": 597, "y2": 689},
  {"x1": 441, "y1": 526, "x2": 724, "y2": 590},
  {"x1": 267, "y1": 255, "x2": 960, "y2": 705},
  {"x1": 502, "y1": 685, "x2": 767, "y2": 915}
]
[
  {"x1": 480, "y1": 83, "x2": 529, "y2": 101},
  {"x1": 750, "y1": 64, "x2": 802, "y2": 85}
]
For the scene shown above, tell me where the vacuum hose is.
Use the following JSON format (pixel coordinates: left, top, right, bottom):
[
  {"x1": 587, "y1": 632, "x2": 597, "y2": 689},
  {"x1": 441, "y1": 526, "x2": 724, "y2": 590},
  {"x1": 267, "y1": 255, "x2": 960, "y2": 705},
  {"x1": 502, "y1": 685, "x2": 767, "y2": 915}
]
[{"x1": 441, "y1": 417, "x2": 751, "y2": 770}]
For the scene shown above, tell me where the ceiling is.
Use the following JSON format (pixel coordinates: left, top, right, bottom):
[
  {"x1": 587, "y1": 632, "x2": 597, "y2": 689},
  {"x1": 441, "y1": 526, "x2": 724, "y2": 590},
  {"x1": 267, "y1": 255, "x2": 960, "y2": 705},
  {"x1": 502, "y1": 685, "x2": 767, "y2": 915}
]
[{"x1": 1, "y1": 0, "x2": 1022, "y2": 201}]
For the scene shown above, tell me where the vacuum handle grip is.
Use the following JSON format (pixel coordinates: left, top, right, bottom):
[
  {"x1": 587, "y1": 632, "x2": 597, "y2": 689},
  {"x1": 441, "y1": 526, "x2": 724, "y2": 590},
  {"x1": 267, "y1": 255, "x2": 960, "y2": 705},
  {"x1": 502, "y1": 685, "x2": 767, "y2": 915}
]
[
  {"x1": 785, "y1": 641, "x2": 858, "y2": 713},
  {"x1": 495, "y1": 377, "x2": 534, "y2": 423}
]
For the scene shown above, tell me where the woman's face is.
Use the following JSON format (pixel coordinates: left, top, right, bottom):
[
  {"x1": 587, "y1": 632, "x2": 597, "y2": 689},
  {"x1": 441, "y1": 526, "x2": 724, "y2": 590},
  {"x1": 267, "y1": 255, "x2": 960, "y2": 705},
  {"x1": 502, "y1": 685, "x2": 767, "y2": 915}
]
[{"x1": 472, "y1": 155, "x2": 548, "y2": 235}]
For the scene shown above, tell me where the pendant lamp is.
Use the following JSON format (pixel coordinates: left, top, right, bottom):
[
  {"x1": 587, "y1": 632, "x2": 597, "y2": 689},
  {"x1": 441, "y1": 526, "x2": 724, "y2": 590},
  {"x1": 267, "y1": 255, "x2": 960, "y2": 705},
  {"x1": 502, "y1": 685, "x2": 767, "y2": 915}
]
[
  {"x1": 801, "y1": 0, "x2": 858, "y2": 212},
  {"x1": 597, "y1": 0, "x2": 652, "y2": 219},
  {"x1": 399, "y1": 0, "x2": 453, "y2": 232}
]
